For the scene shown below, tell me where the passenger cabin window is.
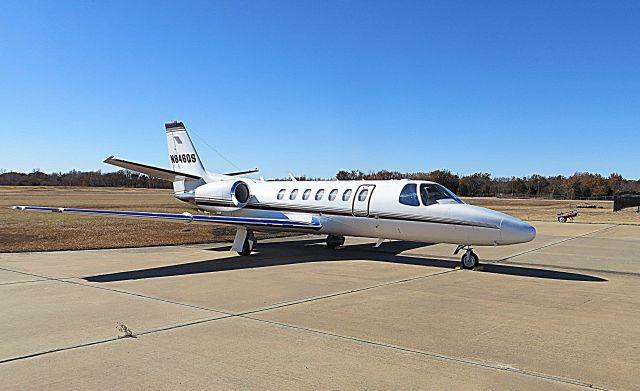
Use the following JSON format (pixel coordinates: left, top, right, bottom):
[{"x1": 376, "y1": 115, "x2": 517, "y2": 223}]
[
  {"x1": 277, "y1": 189, "x2": 286, "y2": 200},
  {"x1": 420, "y1": 184, "x2": 464, "y2": 206},
  {"x1": 358, "y1": 188, "x2": 369, "y2": 201},
  {"x1": 329, "y1": 189, "x2": 338, "y2": 201},
  {"x1": 399, "y1": 184, "x2": 420, "y2": 206},
  {"x1": 315, "y1": 189, "x2": 325, "y2": 200},
  {"x1": 303, "y1": 189, "x2": 311, "y2": 200},
  {"x1": 290, "y1": 189, "x2": 299, "y2": 200},
  {"x1": 342, "y1": 189, "x2": 353, "y2": 201}
]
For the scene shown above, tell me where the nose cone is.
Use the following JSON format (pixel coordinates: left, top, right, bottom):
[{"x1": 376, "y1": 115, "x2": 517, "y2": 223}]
[{"x1": 500, "y1": 217, "x2": 536, "y2": 244}]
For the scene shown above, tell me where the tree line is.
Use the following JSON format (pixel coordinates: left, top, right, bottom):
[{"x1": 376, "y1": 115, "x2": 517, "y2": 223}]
[
  {"x1": 1, "y1": 168, "x2": 639, "y2": 198},
  {"x1": 0, "y1": 169, "x2": 172, "y2": 189},
  {"x1": 335, "y1": 170, "x2": 639, "y2": 198}
]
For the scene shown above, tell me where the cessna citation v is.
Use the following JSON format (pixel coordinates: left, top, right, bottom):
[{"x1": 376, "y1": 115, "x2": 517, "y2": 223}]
[{"x1": 12, "y1": 121, "x2": 535, "y2": 269}]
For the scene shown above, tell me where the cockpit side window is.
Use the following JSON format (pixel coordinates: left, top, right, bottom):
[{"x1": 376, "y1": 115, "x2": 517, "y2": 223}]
[
  {"x1": 399, "y1": 183, "x2": 420, "y2": 206},
  {"x1": 420, "y1": 183, "x2": 463, "y2": 206}
]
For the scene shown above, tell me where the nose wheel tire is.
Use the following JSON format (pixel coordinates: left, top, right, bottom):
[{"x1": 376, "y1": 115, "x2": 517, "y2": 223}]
[
  {"x1": 326, "y1": 235, "x2": 345, "y2": 249},
  {"x1": 461, "y1": 250, "x2": 479, "y2": 269}
]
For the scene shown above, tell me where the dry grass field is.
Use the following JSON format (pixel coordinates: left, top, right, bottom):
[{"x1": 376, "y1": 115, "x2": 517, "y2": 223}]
[
  {"x1": 466, "y1": 196, "x2": 640, "y2": 224},
  {"x1": 1, "y1": 186, "x2": 638, "y2": 252},
  {"x1": 0, "y1": 186, "x2": 293, "y2": 252}
]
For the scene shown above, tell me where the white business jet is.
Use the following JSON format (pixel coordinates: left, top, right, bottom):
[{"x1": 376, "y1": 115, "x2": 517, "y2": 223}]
[{"x1": 12, "y1": 121, "x2": 535, "y2": 269}]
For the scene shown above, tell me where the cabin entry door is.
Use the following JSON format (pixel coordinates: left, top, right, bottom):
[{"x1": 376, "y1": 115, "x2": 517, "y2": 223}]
[{"x1": 352, "y1": 184, "x2": 376, "y2": 217}]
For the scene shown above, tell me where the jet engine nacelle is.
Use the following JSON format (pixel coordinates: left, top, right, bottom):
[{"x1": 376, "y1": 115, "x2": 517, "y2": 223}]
[{"x1": 195, "y1": 180, "x2": 251, "y2": 211}]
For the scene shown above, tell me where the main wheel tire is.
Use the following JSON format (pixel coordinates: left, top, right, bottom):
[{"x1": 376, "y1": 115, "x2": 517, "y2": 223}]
[
  {"x1": 238, "y1": 235, "x2": 255, "y2": 256},
  {"x1": 558, "y1": 216, "x2": 567, "y2": 223},
  {"x1": 461, "y1": 251, "x2": 479, "y2": 269},
  {"x1": 326, "y1": 235, "x2": 345, "y2": 249},
  {"x1": 238, "y1": 240, "x2": 251, "y2": 256}
]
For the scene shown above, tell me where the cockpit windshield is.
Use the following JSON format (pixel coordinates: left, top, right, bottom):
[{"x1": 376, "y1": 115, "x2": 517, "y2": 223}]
[{"x1": 419, "y1": 183, "x2": 464, "y2": 206}]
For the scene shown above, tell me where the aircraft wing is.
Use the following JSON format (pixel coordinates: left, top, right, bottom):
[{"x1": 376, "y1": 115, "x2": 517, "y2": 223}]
[{"x1": 10, "y1": 206, "x2": 322, "y2": 230}]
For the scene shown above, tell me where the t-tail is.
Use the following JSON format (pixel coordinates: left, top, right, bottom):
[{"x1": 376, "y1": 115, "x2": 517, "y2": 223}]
[
  {"x1": 103, "y1": 121, "x2": 257, "y2": 198},
  {"x1": 166, "y1": 122, "x2": 207, "y2": 179},
  {"x1": 165, "y1": 121, "x2": 209, "y2": 194}
]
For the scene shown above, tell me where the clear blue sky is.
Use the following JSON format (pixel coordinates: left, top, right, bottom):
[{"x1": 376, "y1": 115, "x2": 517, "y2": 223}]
[{"x1": 1, "y1": 1, "x2": 638, "y2": 179}]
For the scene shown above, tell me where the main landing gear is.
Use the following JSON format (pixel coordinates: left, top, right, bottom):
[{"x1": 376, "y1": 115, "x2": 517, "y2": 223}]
[
  {"x1": 454, "y1": 244, "x2": 479, "y2": 269},
  {"x1": 232, "y1": 228, "x2": 257, "y2": 256},
  {"x1": 326, "y1": 235, "x2": 345, "y2": 249}
]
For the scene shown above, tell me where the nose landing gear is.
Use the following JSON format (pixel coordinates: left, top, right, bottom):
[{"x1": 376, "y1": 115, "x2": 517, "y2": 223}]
[{"x1": 454, "y1": 244, "x2": 479, "y2": 269}]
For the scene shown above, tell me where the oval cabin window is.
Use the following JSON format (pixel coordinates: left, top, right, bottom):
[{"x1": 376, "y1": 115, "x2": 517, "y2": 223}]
[{"x1": 358, "y1": 189, "x2": 369, "y2": 201}]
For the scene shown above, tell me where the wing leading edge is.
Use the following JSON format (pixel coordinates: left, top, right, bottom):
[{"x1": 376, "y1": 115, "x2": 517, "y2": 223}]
[{"x1": 11, "y1": 206, "x2": 322, "y2": 230}]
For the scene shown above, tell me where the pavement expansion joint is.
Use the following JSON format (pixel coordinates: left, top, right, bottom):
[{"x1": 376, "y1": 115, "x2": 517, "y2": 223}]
[
  {"x1": 240, "y1": 316, "x2": 608, "y2": 390},
  {"x1": 496, "y1": 224, "x2": 618, "y2": 264},
  {"x1": 0, "y1": 279, "x2": 46, "y2": 286},
  {"x1": 0, "y1": 308, "x2": 607, "y2": 390},
  {"x1": 0, "y1": 263, "x2": 461, "y2": 366},
  {"x1": 0, "y1": 228, "x2": 630, "y2": 388}
]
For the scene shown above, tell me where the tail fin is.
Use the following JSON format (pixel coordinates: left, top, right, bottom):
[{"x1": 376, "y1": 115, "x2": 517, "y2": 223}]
[
  {"x1": 164, "y1": 121, "x2": 257, "y2": 192},
  {"x1": 166, "y1": 121, "x2": 207, "y2": 178},
  {"x1": 166, "y1": 121, "x2": 209, "y2": 193}
]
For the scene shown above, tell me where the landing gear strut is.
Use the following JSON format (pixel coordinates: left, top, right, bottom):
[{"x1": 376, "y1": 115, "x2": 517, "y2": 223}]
[
  {"x1": 232, "y1": 228, "x2": 257, "y2": 256},
  {"x1": 454, "y1": 245, "x2": 479, "y2": 269},
  {"x1": 326, "y1": 235, "x2": 345, "y2": 249},
  {"x1": 239, "y1": 230, "x2": 257, "y2": 256}
]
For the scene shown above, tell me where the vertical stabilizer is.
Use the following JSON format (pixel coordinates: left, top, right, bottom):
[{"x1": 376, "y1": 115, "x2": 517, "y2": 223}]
[
  {"x1": 165, "y1": 121, "x2": 207, "y2": 177},
  {"x1": 165, "y1": 121, "x2": 208, "y2": 192}
]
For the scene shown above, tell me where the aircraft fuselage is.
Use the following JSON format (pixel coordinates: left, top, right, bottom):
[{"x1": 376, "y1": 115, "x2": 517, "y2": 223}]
[{"x1": 186, "y1": 179, "x2": 536, "y2": 246}]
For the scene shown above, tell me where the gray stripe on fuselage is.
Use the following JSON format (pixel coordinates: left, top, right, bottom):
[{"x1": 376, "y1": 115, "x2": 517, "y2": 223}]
[{"x1": 194, "y1": 198, "x2": 499, "y2": 229}]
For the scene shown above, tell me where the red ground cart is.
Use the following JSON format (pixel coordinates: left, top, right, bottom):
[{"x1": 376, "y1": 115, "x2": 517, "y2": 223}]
[{"x1": 557, "y1": 210, "x2": 578, "y2": 223}]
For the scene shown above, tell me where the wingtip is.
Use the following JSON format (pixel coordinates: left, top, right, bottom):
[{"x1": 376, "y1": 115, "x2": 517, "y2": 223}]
[{"x1": 103, "y1": 155, "x2": 115, "y2": 163}]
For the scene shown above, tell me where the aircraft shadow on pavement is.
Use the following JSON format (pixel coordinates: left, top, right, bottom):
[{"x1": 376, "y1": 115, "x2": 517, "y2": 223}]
[{"x1": 84, "y1": 240, "x2": 607, "y2": 283}]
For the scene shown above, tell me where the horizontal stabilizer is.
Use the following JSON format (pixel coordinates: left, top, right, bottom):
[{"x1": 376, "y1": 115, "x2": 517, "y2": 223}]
[
  {"x1": 11, "y1": 206, "x2": 322, "y2": 230},
  {"x1": 104, "y1": 156, "x2": 201, "y2": 181},
  {"x1": 224, "y1": 168, "x2": 259, "y2": 176}
]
